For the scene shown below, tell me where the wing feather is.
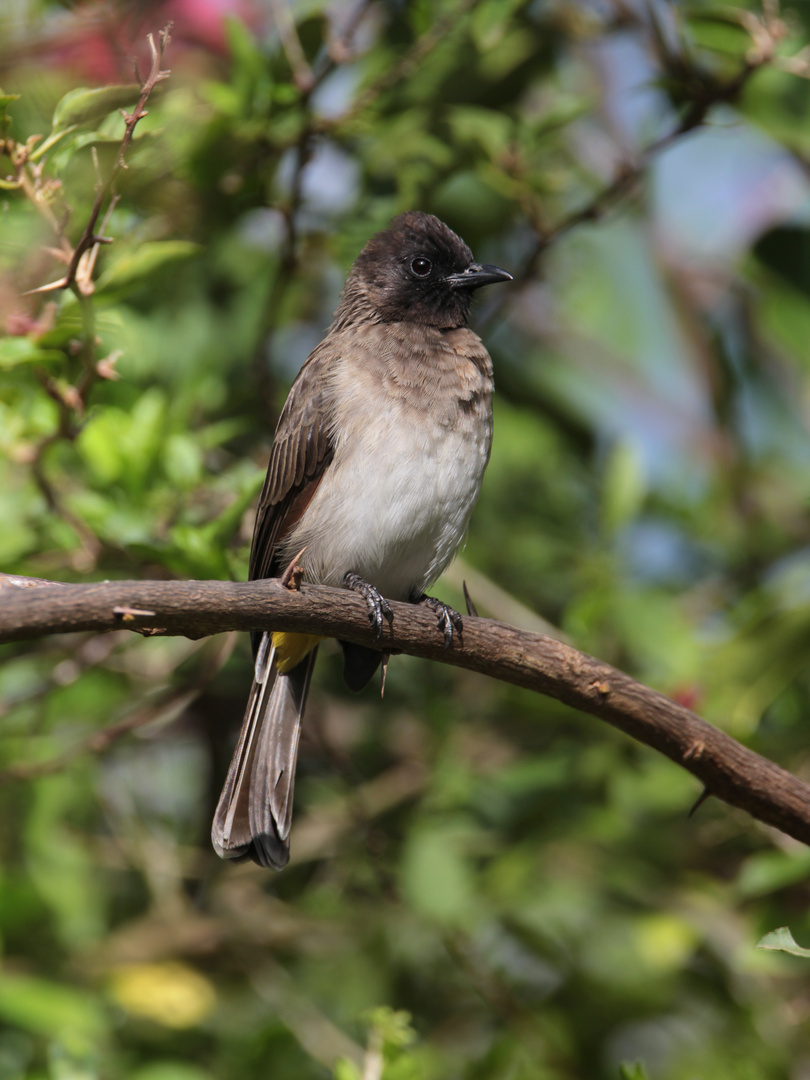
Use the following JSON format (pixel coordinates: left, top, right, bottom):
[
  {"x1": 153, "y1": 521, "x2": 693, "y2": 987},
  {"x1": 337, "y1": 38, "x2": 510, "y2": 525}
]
[{"x1": 249, "y1": 343, "x2": 336, "y2": 584}]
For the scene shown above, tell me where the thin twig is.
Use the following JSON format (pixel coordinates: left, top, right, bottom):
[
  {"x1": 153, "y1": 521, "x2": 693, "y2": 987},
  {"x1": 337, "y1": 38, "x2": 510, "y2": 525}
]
[
  {"x1": 270, "y1": 0, "x2": 314, "y2": 93},
  {"x1": 28, "y1": 436, "x2": 103, "y2": 564},
  {"x1": 323, "y1": 0, "x2": 375, "y2": 68},
  {"x1": 62, "y1": 25, "x2": 172, "y2": 295}
]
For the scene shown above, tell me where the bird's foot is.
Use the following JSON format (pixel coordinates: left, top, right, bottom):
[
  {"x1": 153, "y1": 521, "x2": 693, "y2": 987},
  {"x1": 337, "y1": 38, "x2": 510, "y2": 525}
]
[
  {"x1": 416, "y1": 594, "x2": 463, "y2": 649},
  {"x1": 344, "y1": 572, "x2": 394, "y2": 641}
]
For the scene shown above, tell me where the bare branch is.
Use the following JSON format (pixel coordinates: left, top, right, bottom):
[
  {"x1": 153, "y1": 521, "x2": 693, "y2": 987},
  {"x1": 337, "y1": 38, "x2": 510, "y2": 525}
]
[
  {"x1": 63, "y1": 25, "x2": 172, "y2": 295},
  {"x1": 323, "y1": 0, "x2": 375, "y2": 68},
  {"x1": 2, "y1": 573, "x2": 809, "y2": 849},
  {"x1": 270, "y1": 0, "x2": 315, "y2": 93}
]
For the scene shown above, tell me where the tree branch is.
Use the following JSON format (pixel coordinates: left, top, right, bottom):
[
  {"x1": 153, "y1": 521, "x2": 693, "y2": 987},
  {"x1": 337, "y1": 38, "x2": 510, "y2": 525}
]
[{"x1": 2, "y1": 573, "x2": 809, "y2": 847}]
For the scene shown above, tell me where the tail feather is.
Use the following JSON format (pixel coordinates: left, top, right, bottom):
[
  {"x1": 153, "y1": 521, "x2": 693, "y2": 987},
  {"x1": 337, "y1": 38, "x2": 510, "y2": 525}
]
[
  {"x1": 212, "y1": 633, "x2": 318, "y2": 869},
  {"x1": 340, "y1": 641, "x2": 382, "y2": 692}
]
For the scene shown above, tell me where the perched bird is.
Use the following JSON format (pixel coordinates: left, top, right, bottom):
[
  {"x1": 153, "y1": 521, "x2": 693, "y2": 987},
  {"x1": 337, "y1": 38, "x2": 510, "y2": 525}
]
[{"x1": 211, "y1": 212, "x2": 511, "y2": 868}]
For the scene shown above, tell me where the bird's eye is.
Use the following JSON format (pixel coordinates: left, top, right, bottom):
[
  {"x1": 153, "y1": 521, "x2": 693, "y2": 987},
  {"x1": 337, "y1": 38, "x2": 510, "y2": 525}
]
[{"x1": 410, "y1": 256, "x2": 432, "y2": 277}]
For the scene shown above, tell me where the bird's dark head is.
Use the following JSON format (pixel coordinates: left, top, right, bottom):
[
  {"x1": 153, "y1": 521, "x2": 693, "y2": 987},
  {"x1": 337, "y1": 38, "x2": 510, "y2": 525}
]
[{"x1": 335, "y1": 212, "x2": 512, "y2": 329}]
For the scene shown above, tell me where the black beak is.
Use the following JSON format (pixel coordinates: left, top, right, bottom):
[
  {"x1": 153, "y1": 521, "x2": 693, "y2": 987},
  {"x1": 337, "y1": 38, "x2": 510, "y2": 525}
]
[{"x1": 445, "y1": 263, "x2": 513, "y2": 290}]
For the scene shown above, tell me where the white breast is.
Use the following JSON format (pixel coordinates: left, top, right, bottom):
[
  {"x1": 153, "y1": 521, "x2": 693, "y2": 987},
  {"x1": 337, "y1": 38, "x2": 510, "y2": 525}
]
[{"x1": 282, "y1": 332, "x2": 493, "y2": 600}]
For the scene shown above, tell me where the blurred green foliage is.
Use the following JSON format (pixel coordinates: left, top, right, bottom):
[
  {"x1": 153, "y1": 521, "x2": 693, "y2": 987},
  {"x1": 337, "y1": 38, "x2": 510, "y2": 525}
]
[{"x1": 3, "y1": 0, "x2": 810, "y2": 1077}]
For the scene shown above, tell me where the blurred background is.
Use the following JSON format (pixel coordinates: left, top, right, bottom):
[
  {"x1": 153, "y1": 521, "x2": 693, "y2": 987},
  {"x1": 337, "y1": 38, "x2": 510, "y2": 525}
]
[{"x1": 3, "y1": 0, "x2": 810, "y2": 1076}]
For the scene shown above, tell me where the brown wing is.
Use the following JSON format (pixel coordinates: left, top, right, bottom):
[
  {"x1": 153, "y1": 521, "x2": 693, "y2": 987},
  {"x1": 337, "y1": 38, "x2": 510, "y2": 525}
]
[{"x1": 249, "y1": 342, "x2": 336, "y2": 583}]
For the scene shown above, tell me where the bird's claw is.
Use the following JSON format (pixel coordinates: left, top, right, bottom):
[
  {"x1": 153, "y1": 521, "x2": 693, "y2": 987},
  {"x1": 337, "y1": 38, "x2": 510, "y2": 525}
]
[
  {"x1": 344, "y1": 572, "x2": 394, "y2": 641},
  {"x1": 418, "y1": 594, "x2": 463, "y2": 649}
]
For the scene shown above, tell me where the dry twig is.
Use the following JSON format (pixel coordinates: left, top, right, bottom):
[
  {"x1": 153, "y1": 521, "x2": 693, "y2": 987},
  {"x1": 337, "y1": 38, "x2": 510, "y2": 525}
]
[{"x1": 35, "y1": 25, "x2": 172, "y2": 298}]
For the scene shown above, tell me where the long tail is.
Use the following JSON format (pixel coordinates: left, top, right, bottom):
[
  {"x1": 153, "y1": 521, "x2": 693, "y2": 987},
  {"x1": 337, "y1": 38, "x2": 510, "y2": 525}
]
[{"x1": 211, "y1": 633, "x2": 318, "y2": 868}]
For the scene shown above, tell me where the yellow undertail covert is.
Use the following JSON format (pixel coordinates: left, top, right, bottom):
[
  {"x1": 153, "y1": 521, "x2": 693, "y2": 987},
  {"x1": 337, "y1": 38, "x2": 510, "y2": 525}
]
[{"x1": 271, "y1": 631, "x2": 322, "y2": 673}]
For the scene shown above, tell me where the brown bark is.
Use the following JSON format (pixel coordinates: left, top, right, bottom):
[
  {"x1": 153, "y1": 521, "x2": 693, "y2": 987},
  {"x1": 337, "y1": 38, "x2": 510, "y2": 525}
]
[{"x1": 2, "y1": 572, "x2": 808, "y2": 846}]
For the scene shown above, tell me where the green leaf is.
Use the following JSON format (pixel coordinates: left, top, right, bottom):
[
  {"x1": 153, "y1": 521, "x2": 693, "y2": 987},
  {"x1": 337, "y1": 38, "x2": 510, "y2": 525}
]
[
  {"x1": 527, "y1": 94, "x2": 592, "y2": 139},
  {"x1": 225, "y1": 14, "x2": 269, "y2": 83},
  {"x1": 601, "y1": 439, "x2": 646, "y2": 535},
  {"x1": 755, "y1": 926, "x2": 810, "y2": 957},
  {"x1": 362, "y1": 1007, "x2": 417, "y2": 1051},
  {"x1": 130, "y1": 1065, "x2": 215, "y2": 1080},
  {"x1": 0, "y1": 89, "x2": 21, "y2": 108},
  {"x1": 196, "y1": 417, "x2": 249, "y2": 449},
  {"x1": 685, "y1": 11, "x2": 751, "y2": 59},
  {"x1": 400, "y1": 821, "x2": 478, "y2": 927},
  {"x1": 166, "y1": 522, "x2": 232, "y2": 579},
  {"x1": 52, "y1": 84, "x2": 140, "y2": 131},
  {"x1": 446, "y1": 106, "x2": 512, "y2": 159},
  {"x1": 95, "y1": 241, "x2": 201, "y2": 293},
  {"x1": 478, "y1": 28, "x2": 537, "y2": 80},
  {"x1": 164, "y1": 434, "x2": 203, "y2": 488},
  {"x1": 333, "y1": 1061, "x2": 361, "y2": 1080},
  {"x1": 471, "y1": 0, "x2": 525, "y2": 50},
  {"x1": 200, "y1": 80, "x2": 241, "y2": 117},
  {"x1": 0, "y1": 337, "x2": 64, "y2": 369},
  {"x1": 753, "y1": 266, "x2": 810, "y2": 368},
  {"x1": 77, "y1": 389, "x2": 169, "y2": 494},
  {"x1": 0, "y1": 973, "x2": 107, "y2": 1052},
  {"x1": 205, "y1": 471, "x2": 264, "y2": 544},
  {"x1": 619, "y1": 1065, "x2": 651, "y2": 1080},
  {"x1": 76, "y1": 410, "x2": 127, "y2": 485},
  {"x1": 737, "y1": 850, "x2": 810, "y2": 899}
]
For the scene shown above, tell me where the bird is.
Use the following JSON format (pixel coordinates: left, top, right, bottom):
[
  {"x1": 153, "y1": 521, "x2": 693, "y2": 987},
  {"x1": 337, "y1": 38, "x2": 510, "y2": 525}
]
[{"x1": 211, "y1": 211, "x2": 512, "y2": 869}]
